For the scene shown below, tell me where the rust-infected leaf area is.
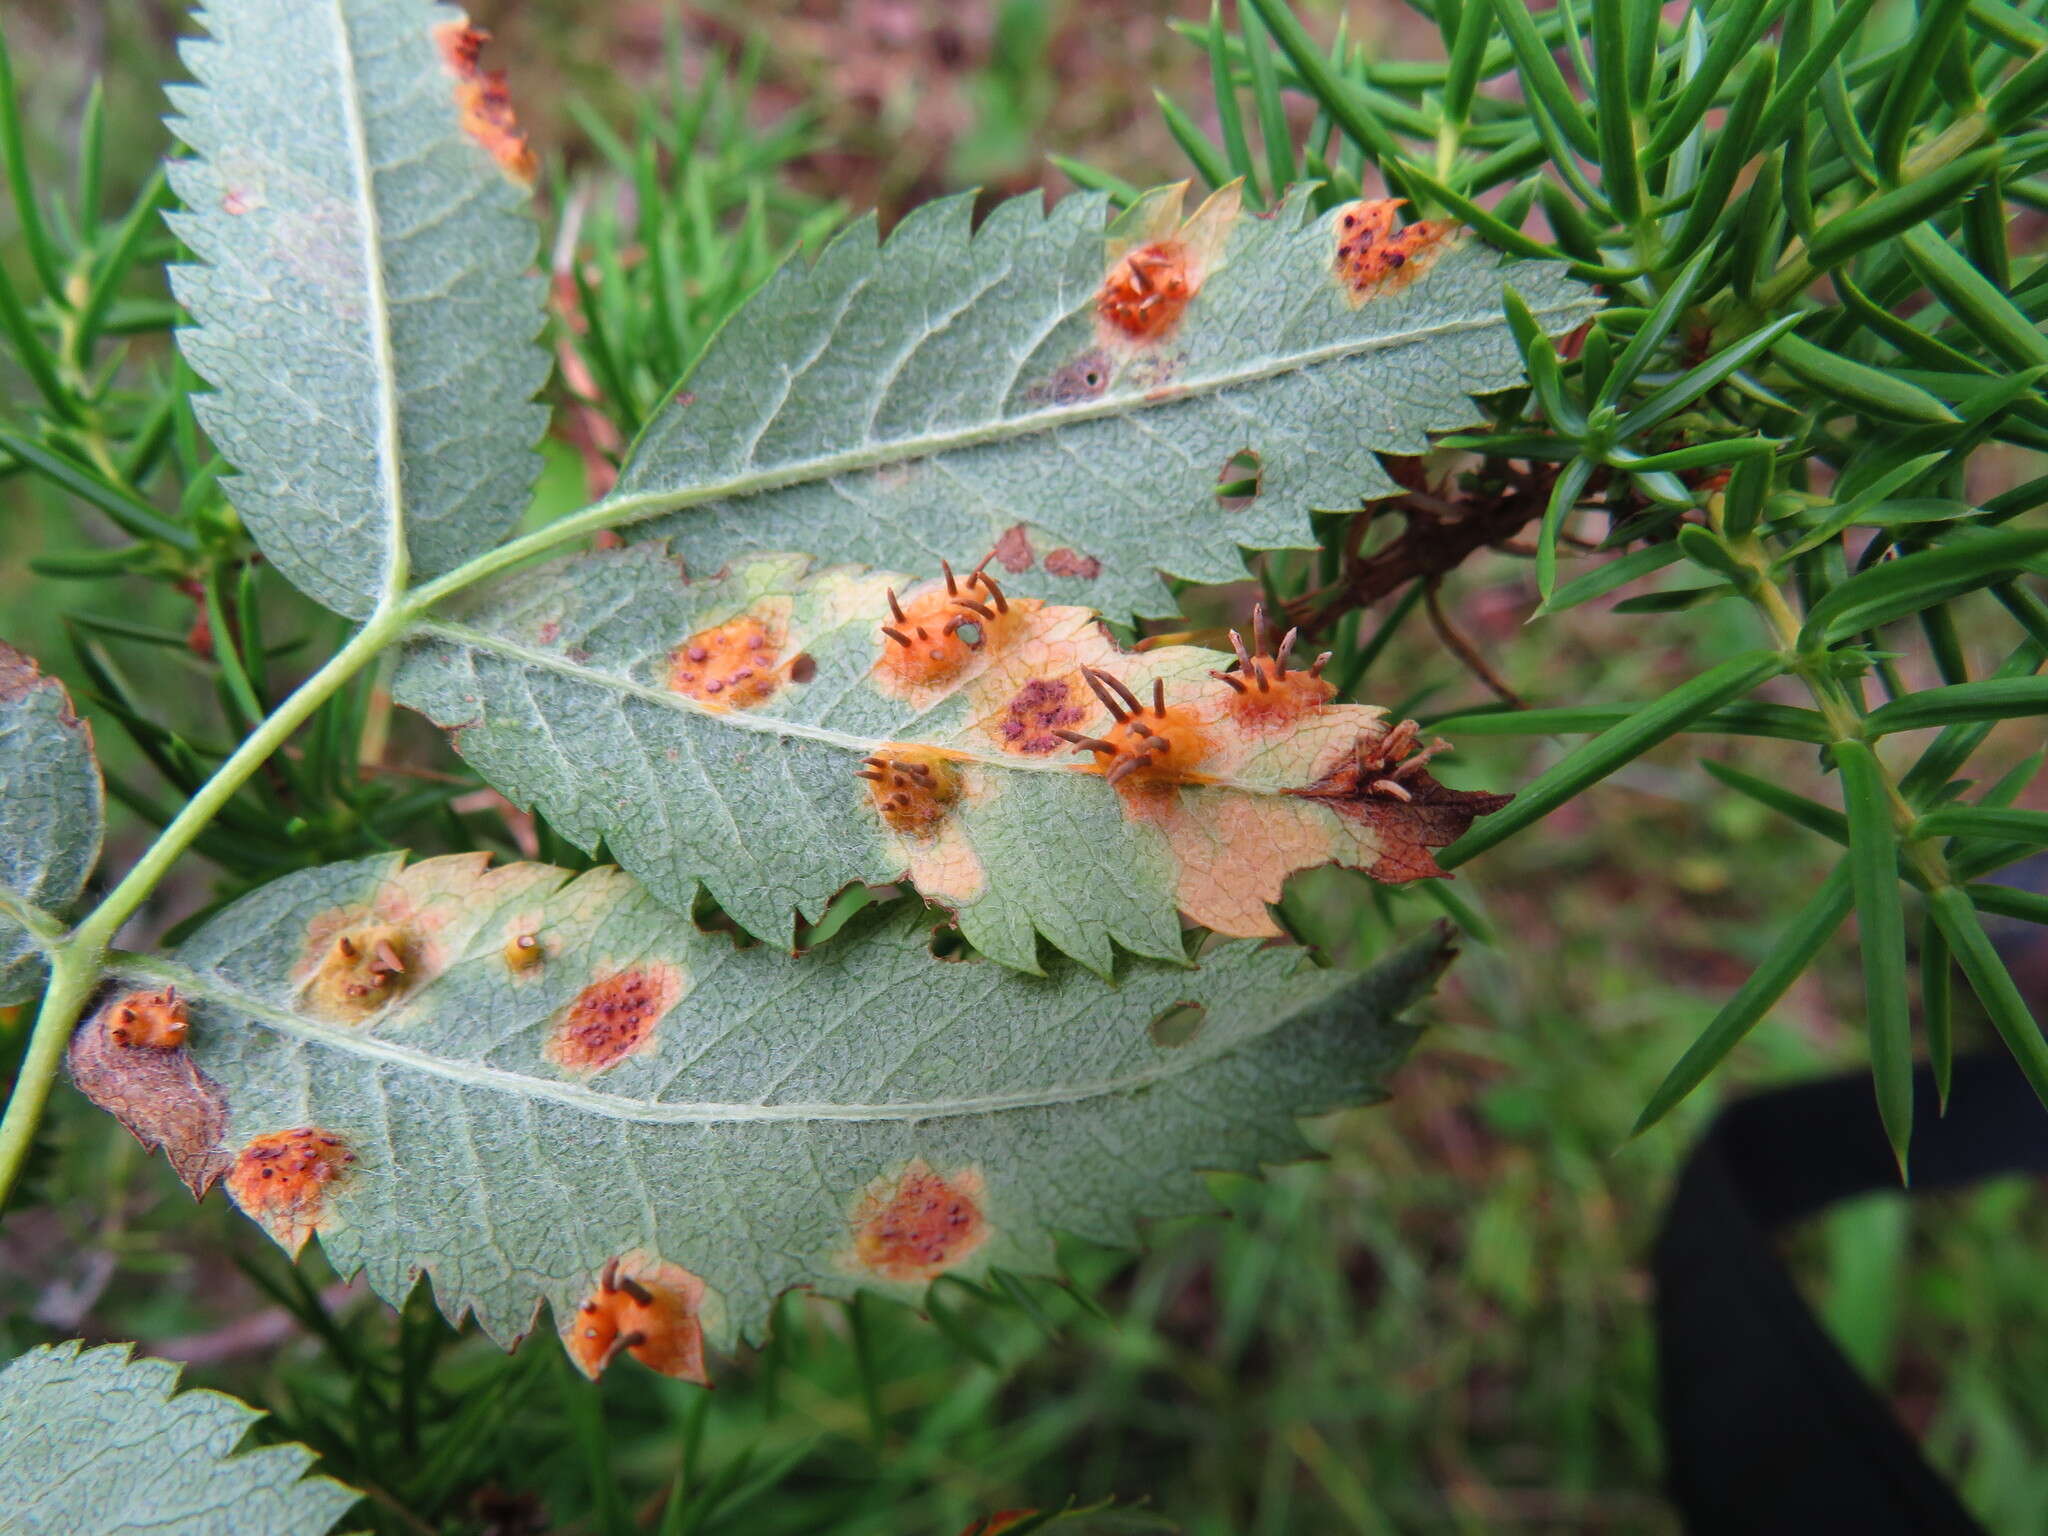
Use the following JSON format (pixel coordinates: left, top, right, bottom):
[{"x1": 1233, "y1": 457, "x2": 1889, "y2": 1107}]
[
  {"x1": 105, "y1": 987, "x2": 190, "y2": 1050},
  {"x1": 67, "y1": 993, "x2": 229, "y2": 1195},
  {"x1": 1061, "y1": 669, "x2": 1216, "y2": 791},
  {"x1": 563, "y1": 1254, "x2": 710, "y2": 1384},
  {"x1": 302, "y1": 922, "x2": 416, "y2": 1023},
  {"x1": 1333, "y1": 198, "x2": 1459, "y2": 300},
  {"x1": 546, "y1": 964, "x2": 686, "y2": 1075},
  {"x1": 1215, "y1": 604, "x2": 1338, "y2": 733},
  {"x1": 1288, "y1": 719, "x2": 1513, "y2": 882},
  {"x1": 994, "y1": 675, "x2": 1087, "y2": 755},
  {"x1": 1095, "y1": 183, "x2": 1241, "y2": 348},
  {"x1": 432, "y1": 23, "x2": 537, "y2": 184},
  {"x1": 668, "y1": 608, "x2": 790, "y2": 710},
  {"x1": 225, "y1": 1128, "x2": 355, "y2": 1256},
  {"x1": 874, "y1": 560, "x2": 1029, "y2": 696},
  {"x1": 293, "y1": 858, "x2": 482, "y2": 1022},
  {"x1": 1042, "y1": 547, "x2": 1101, "y2": 580},
  {"x1": 848, "y1": 1160, "x2": 989, "y2": 1282},
  {"x1": 861, "y1": 746, "x2": 964, "y2": 835},
  {"x1": 503, "y1": 929, "x2": 545, "y2": 972}
]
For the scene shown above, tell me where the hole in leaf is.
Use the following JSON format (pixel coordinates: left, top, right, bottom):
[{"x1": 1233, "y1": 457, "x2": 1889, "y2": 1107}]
[
  {"x1": 1216, "y1": 449, "x2": 1262, "y2": 513},
  {"x1": 1148, "y1": 1001, "x2": 1207, "y2": 1049}
]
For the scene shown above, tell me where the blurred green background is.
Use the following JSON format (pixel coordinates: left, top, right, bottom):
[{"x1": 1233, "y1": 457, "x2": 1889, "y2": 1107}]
[{"x1": 2, "y1": 1, "x2": 2046, "y2": 1532}]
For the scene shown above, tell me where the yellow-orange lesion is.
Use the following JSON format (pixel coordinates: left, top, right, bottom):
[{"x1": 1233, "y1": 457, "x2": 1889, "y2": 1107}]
[
  {"x1": 105, "y1": 987, "x2": 190, "y2": 1050},
  {"x1": 1211, "y1": 603, "x2": 1337, "y2": 731},
  {"x1": 303, "y1": 922, "x2": 415, "y2": 1022},
  {"x1": 858, "y1": 745, "x2": 964, "y2": 835},
  {"x1": 875, "y1": 558, "x2": 1031, "y2": 690},
  {"x1": 1056, "y1": 667, "x2": 1215, "y2": 789},
  {"x1": 1332, "y1": 198, "x2": 1458, "y2": 300},
  {"x1": 668, "y1": 613, "x2": 788, "y2": 711},
  {"x1": 563, "y1": 1254, "x2": 710, "y2": 1384}
]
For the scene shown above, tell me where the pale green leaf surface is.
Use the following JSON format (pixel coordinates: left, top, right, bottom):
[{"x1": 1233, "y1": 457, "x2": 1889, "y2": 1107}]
[
  {"x1": 394, "y1": 548, "x2": 1508, "y2": 972},
  {"x1": 0, "y1": 1341, "x2": 357, "y2": 1536},
  {"x1": 95, "y1": 854, "x2": 1444, "y2": 1350},
  {"x1": 166, "y1": 0, "x2": 549, "y2": 618},
  {"x1": 611, "y1": 185, "x2": 1596, "y2": 619},
  {"x1": 0, "y1": 645, "x2": 103, "y2": 1004}
]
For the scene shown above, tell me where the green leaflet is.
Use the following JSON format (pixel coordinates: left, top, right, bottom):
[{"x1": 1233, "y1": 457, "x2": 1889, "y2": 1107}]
[
  {"x1": 607, "y1": 182, "x2": 1596, "y2": 620},
  {"x1": 0, "y1": 1342, "x2": 357, "y2": 1536},
  {"x1": 0, "y1": 644, "x2": 103, "y2": 1004},
  {"x1": 166, "y1": 0, "x2": 549, "y2": 618},
  {"x1": 393, "y1": 547, "x2": 1508, "y2": 972},
  {"x1": 78, "y1": 853, "x2": 1445, "y2": 1352}
]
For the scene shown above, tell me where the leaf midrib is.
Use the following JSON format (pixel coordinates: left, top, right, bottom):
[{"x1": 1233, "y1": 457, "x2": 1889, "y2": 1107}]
[{"x1": 116, "y1": 952, "x2": 1317, "y2": 1125}]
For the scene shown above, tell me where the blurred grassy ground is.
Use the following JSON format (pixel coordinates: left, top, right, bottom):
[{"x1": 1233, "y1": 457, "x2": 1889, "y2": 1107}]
[{"x1": 3, "y1": 2, "x2": 2047, "y2": 1533}]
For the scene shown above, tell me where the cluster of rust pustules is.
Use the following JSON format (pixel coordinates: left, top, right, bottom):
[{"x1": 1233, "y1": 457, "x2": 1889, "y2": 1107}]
[
  {"x1": 577, "y1": 1257, "x2": 658, "y2": 1373},
  {"x1": 1208, "y1": 603, "x2": 1332, "y2": 696},
  {"x1": 1055, "y1": 669, "x2": 1182, "y2": 786},
  {"x1": 880, "y1": 558, "x2": 1010, "y2": 655},
  {"x1": 336, "y1": 932, "x2": 407, "y2": 1000},
  {"x1": 858, "y1": 755, "x2": 938, "y2": 805},
  {"x1": 1357, "y1": 718, "x2": 1449, "y2": 803}
]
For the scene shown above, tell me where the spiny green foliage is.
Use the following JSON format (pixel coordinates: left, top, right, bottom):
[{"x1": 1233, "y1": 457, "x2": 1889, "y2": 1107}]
[
  {"x1": 166, "y1": 0, "x2": 550, "y2": 618},
  {"x1": 0, "y1": 1341, "x2": 358, "y2": 1535},
  {"x1": 74, "y1": 852, "x2": 1441, "y2": 1350},
  {"x1": 0, "y1": 645, "x2": 102, "y2": 1003}
]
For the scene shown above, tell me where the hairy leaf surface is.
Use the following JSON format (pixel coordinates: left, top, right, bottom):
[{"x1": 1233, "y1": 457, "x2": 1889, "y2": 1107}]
[
  {"x1": 0, "y1": 645, "x2": 102, "y2": 1004},
  {"x1": 76, "y1": 854, "x2": 1445, "y2": 1356},
  {"x1": 609, "y1": 184, "x2": 1596, "y2": 618},
  {"x1": 167, "y1": 0, "x2": 550, "y2": 617},
  {"x1": 395, "y1": 547, "x2": 1507, "y2": 971},
  {"x1": 0, "y1": 1341, "x2": 357, "y2": 1536}
]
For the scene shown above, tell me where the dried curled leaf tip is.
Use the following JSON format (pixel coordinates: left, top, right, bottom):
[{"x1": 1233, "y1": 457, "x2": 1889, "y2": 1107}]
[
  {"x1": 306, "y1": 923, "x2": 414, "y2": 1021},
  {"x1": 1058, "y1": 669, "x2": 1212, "y2": 788},
  {"x1": 565, "y1": 1255, "x2": 710, "y2": 1384},
  {"x1": 1215, "y1": 602, "x2": 1336, "y2": 729},
  {"x1": 226, "y1": 1128, "x2": 354, "y2": 1256},
  {"x1": 860, "y1": 747, "x2": 963, "y2": 834},
  {"x1": 876, "y1": 557, "x2": 1027, "y2": 687},
  {"x1": 851, "y1": 1160, "x2": 989, "y2": 1282},
  {"x1": 107, "y1": 987, "x2": 189, "y2": 1050},
  {"x1": 433, "y1": 24, "x2": 537, "y2": 184},
  {"x1": 1333, "y1": 198, "x2": 1457, "y2": 299}
]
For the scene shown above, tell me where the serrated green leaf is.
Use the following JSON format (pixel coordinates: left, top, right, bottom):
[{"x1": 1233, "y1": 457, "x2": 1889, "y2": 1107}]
[
  {"x1": 0, "y1": 645, "x2": 103, "y2": 1004},
  {"x1": 0, "y1": 1341, "x2": 357, "y2": 1536},
  {"x1": 166, "y1": 0, "x2": 550, "y2": 618},
  {"x1": 597, "y1": 184, "x2": 1595, "y2": 621},
  {"x1": 393, "y1": 546, "x2": 1510, "y2": 972},
  {"x1": 76, "y1": 853, "x2": 1447, "y2": 1355}
]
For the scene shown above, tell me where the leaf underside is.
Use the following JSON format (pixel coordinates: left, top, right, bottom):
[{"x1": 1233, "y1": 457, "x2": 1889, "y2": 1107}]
[
  {"x1": 75, "y1": 853, "x2": 1446, "y2": 1352},
  {"x1": 395, "y1": 547, "x2": 1508, "y2": 973},
  {"x1": 0, "y1": 1342, "x2": 356, "y2": 1536},
  {"x1": 612, "y1": 182, "x2": 1597, "y2": 619},
  {"x1": 166, "y1": 0, "x2": 550, "y2": 618},
  {"x1": 0, "y1": 644, "x2": 103, "y2": 1004}
]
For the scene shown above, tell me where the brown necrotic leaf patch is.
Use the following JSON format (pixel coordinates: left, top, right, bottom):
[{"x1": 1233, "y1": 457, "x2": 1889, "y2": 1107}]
[
  {"x1": 226, "y1": 1128, "x2": 356, "y2": 1256},
  {"x1": 1042, "y1": 547, "x2": 1101, "y2": 581},
  {"x1": 67, "y1": 992, "x2": 230, "y2": 1196},
  {"x1": 1332, "y1": 198, "x2": 1459, "y2": 300},
  {"x1": 668, "y1": 608, "x2": 791, "y2": 710},
  {"x1": 546, "y1": 964, "x2": 685, "y2": 1075},
  {"x1": 433, "y1": 24, "x2": 537, "y2": 184},
  {"x1": 1287, "y1": 720, "x2": 1513, "y2": 883},
  {"x1": 848, "y1": 1160, "x2": 989, "y2": 1282},
  {"x1": 563, "y1": 1253, "x2": 710, "y2": 1384}
]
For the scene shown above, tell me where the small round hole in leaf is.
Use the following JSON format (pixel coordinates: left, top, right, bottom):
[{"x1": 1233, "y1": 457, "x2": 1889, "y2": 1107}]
[
  {"x1": 1148, "y1": 1001, "x2": 1206, "y2": 1049},
  {"x1": 1216, "y1": 449, "x2": 1262, "y2": 513}
]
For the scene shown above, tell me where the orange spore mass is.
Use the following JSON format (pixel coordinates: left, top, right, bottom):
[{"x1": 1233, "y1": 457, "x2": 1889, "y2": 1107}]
[
  {"x1": 564, "y1": 1256, "x2": 710, "y2": 1384},
  {"x1": 862, "y1": 746, "x2": 963, "y2": 835},
  {"x1": 547, "y1": 967, "x2": 679, "y2": 1074},
  {"x1": 226, "y1": 1128, "x2": 354, "y2": 1255},
  {"x1": 433, "y1": 24, "x2": 537, "y2": 185},
  {"x1": 668, "y1": 617, "x2": 784, "y2": 710},
  {"x1": 852, "y1": 1161, "x2": 989, "y2": 1282},
  {"x1": 306, "y1": 922, "x2": 415, "y2": 1022},
  {"x1": 1333, "y1": 198, "x2": 1454, "y2": 296},
  {"x1": 1211, "y1": 602, "x2": 1334, "y2": 732},
  {"x1": 1060, "y1": 668, "x2": 1213, "y2": 790},
  {"x1": 106, "y1": 987, "x2": 189, "y2": 1050},
  {"x1": 1097, "y1": 240, "x2": 1194, "y2": 342},
  {"x1": 875, "y1": 562, "x2": 1026, "y2": 688}
]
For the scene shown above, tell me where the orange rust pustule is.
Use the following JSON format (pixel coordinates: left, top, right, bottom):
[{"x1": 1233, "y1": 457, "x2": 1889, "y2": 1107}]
[
  {"x1": 1058, "y1": 670, "x2": 1213, "y2": 790},
  {"x1": 852, "y1": 1161, "x2": 989, "y2": 1282},
  {"x1": 305, "y1": 923, "x2": 415, "y2": 1023},
  {"x1": 1333, "y1": 198, "x2": 1455, "y2": 297},
  {"x1": 504, "y1": 932, "x2": 545, "y2": 972},
  {"x1": 995, "y1": 675, "x2": 1087, "y2": 755},
  {"x1": 1214, "y1": 602, "x2": 1336, "y2": 731},
  {"x1": 433, "y1": 24, "x2": 537, "y2": 184},
  {"x1": 668, "y1": 617, "x2": 785, "y2": 710},
  {"x1": 564, "y1": 1256, "x2": 709, "y2": 1384},
  {"x1": 547, "y1": 967, "x2": 681, "y2": 1074},
  {"x1": 876, "y1": 561, "x2": 1026, "y2": 687},
  {"x1": 860, "y1": 747, "x2": 963, "y2": 835},
  {"x1": 226, "y1": 1128, "x2": 355, "y2": 1255},
  {"x1": 106, "y1": 987, "x2": 189, "y2": 1050},
  {"x1": 1097, "y1": 240, "x2": 1194, "y2": 343}
]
